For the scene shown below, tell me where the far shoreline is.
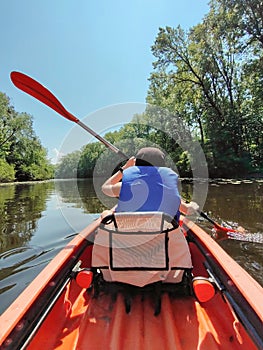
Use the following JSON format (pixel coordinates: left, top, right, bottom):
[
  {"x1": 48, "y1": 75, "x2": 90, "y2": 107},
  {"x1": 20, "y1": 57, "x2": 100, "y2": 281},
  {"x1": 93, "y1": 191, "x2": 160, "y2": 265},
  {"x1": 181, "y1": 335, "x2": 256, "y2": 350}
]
[{"x1": 1, "y1": 177, "x2": 262, "y2": 187}]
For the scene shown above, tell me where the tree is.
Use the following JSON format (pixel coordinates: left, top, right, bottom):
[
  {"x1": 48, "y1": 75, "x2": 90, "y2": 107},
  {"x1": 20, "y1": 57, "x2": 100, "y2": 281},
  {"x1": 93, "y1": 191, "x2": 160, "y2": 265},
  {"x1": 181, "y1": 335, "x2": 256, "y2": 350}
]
[
  {"x1": 0, "y1": 159, "x2": 15, "y2": 182},
  {"x1": 221, "y1": 0, "x2": 263, "y2": 47},
  {"x1": 147, "y1": 0, "x2": 263, "y2": 177},
  {"x1": 0, "y1": 92, "x2": 54, "y2": 181},
  {"x1": 55, "y1": 151, "x2": 81, "y2": 178},
  {"x1": 78, "y1": 143, "x2": 105, "y2": 178},
  {"x1": 0, "y1": 93, "x2": 20, "y2": 159}
]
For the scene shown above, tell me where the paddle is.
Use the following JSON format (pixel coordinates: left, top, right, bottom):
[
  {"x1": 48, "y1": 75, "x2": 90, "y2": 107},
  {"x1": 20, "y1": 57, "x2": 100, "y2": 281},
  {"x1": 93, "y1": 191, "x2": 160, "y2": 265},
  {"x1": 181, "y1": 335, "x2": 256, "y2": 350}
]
[
  {"x1": 199, "y1": 211, "x2": 239, "y2": 233},
  {"x1": 10, "y1": 71, "x2": 128, "y2": 159},
  {"x1": 201, "y1": 211, "x2": 261, "y2": 243}
]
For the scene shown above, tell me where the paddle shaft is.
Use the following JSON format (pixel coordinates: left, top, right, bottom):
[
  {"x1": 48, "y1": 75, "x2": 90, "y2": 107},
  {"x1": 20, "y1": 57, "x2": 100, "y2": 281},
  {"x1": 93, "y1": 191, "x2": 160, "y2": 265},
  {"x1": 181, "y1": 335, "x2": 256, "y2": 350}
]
[
  {"x1": 199, "y1": 211, "x2": 236, "y2": 233},
  {"x1": 77, "y1": 120, "x2": 127, "y2": 158},
  {"x1": 10, "y1": 71, "x2": 128, "y2": 160}
]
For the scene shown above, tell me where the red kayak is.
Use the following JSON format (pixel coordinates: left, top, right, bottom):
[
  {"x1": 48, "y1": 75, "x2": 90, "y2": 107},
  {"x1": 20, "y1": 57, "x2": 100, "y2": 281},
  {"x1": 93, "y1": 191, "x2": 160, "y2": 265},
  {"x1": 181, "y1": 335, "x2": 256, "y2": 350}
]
[{"x1": 0, "y1": 213, "x2": 262, "y2": 350}]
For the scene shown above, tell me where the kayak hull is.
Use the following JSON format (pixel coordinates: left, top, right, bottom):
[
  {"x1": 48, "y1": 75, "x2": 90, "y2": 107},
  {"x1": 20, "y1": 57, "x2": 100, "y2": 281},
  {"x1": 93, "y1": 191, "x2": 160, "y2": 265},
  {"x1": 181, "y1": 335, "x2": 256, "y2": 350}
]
[{"x1": 0, "y1": 216, "x2": 262, "y2": 350}]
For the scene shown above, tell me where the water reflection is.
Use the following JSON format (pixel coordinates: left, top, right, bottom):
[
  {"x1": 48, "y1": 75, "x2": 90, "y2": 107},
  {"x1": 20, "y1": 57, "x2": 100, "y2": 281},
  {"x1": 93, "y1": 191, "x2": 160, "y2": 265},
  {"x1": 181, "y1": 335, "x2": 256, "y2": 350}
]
[
  {"x1": 202, "y1": 181, "x2": 263, "y2": 232},
  {"x1": 0, "y1": 182, "x2": 54, "y2": 252},
  {"x1": 220, "y1": 239, "x2": 263, "y2": 286},
  {"x1": 0, "y1": 180, "x2": 95, "y2": 314},
  {"x1": 55, "y1": 179, "x2": 116, "y2": 215},
  {"x1": 55, "y1": 179, "x2": 109, "y2": 213},
  {"x1": 200, "y1": 181, "x2": 263, "y2": 286}
]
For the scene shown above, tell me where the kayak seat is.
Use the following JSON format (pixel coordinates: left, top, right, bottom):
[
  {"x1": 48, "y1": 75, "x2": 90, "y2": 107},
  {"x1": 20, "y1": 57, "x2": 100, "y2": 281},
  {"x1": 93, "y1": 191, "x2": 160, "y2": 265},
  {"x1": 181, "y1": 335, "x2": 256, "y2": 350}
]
[{"x1": 91, "y1": 212, "x2": 193, "y2": 315}]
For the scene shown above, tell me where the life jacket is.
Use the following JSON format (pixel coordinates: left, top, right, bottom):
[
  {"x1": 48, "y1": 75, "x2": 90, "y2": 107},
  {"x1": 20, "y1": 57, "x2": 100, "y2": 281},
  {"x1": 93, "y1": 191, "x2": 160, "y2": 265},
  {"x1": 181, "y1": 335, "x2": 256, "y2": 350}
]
[{"x1": 115, "y1": 166, "x2": 181, "y2": 219}]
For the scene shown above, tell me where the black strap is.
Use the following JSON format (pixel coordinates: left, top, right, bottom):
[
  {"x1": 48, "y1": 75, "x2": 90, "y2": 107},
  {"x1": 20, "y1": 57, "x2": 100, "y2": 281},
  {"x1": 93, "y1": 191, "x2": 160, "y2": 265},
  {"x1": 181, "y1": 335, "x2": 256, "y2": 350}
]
[
  {"x1": 171, "y1": 216, "x2": 179, "y2": 229},
  {"x1": 101, "y1": 213, "x2": 117, "y2": 227},
  {"x1": 101, "y1": 212, "x2": 178, "y2": 231}
]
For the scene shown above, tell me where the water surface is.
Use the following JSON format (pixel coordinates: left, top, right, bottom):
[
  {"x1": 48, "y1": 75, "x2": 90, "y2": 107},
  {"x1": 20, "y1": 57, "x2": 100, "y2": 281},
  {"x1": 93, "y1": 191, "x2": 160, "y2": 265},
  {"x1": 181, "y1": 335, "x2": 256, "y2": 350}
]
[{"x1": 0, "y1": 179, "x2": 262, "y2": 314}]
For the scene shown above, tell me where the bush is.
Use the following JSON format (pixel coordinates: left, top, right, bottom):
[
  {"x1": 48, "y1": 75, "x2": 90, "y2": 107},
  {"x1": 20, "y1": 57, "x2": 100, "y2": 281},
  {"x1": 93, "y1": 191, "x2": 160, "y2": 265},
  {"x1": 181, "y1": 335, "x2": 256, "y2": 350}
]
[{"x1": 0, "y1": 159, "x2": 16, "y2": 182}]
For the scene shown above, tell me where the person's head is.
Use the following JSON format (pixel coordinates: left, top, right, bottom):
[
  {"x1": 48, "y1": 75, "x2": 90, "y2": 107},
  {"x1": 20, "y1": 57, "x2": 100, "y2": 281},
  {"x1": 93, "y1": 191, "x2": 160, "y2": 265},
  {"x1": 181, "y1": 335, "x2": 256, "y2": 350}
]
[{"x1": 135, "y1": 147, "x2": 165, "y2": 167}]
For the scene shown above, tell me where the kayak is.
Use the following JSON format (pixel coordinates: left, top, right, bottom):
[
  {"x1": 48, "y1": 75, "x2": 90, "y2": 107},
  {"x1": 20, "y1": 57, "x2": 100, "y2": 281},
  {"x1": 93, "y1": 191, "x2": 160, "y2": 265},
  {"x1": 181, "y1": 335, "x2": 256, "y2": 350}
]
[{"x1": 0, "y1": 212, "x2": 262, "y2": 350}]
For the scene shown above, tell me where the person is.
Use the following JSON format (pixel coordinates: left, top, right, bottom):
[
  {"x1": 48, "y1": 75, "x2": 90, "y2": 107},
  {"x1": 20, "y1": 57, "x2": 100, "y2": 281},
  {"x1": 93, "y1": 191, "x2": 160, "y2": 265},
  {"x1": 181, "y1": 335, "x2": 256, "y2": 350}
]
[
  {"x1": 101, "y1": 147, "x2": 199, "y2": 219},
  {"x1": 93, "y1": 147, "x2": 199, "y2": 285}
]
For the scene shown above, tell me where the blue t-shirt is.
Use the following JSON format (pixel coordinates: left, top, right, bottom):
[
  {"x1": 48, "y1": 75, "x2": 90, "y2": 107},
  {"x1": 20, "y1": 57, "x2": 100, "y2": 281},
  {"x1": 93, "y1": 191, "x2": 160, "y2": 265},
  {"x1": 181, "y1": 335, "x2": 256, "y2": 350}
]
[{"x1": 116, "y1": 166, "x2": 181, "y2": 218}]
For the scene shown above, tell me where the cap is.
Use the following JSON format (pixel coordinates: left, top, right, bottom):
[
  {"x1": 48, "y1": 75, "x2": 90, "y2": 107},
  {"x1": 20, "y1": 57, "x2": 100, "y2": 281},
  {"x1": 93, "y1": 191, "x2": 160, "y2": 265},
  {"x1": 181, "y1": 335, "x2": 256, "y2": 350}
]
[{"x1": 135, "y1": 147, "x2": 165, "y2": 167}]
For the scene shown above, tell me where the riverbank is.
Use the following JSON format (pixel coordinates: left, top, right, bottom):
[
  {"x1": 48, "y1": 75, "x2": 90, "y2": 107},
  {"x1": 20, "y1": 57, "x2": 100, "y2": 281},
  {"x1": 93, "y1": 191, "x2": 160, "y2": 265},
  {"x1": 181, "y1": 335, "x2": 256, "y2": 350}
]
[
  {"x1": 1, "y1": 177, "x2": 263, "y2": 187},
  {"x1": 0, "y1": 179, "x2": 55, "y2": 187},
  {"x1": 181, "y1": 177, "x2": 263, "y2": 184}
]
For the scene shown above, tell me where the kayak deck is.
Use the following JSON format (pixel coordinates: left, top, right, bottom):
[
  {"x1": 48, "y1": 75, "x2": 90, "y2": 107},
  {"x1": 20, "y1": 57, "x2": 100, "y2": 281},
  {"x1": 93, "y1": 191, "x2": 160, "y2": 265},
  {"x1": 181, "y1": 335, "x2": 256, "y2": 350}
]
[
  {"x1": 25, "y1": 237, "x2": 258, "y2": 350},
  {"x1": 27, "y1": 281, "x2": 256, "y2": 350}
]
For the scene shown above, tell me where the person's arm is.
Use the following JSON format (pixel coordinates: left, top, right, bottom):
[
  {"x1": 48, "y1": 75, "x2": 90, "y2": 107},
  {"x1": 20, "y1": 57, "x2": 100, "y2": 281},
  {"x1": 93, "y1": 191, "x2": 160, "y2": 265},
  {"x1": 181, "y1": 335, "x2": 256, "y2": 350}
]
[{"x1": 101, "y1": 156, "x2": 136, "y2": 197}]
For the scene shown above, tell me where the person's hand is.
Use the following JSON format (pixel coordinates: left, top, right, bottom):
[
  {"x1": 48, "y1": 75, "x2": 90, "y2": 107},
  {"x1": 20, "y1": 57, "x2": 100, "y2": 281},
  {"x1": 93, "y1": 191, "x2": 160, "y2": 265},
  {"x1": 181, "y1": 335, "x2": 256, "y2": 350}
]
[
  {"x1": 101, "y1": 209, "x2": 113, "y2": 220},
  {"x1": 100, "y1": 209, "x2": 113, "y2": 221},
  {"x1": 187, "y1": 201, "x2": 200, "y2": 215},
  {"x1": 122, "y1": 156, "x2": 136, "y2": 170}
]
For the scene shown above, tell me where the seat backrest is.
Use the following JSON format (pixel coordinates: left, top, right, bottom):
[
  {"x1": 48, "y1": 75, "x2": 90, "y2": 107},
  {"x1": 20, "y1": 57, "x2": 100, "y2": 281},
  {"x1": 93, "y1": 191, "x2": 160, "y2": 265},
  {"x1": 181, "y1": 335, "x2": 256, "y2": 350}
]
[
  {"x1": 93, "y1": 212, "x2": 172, "y2": 268},
  {"x1": 110, "y1": 230, "x2": 168, "y2": 271},
  {"x1": 113, "y1": 211, "x2": 167, "y2": 232},
  {"x1": 92, "y1": 212, "x2": 191, "y2": 287}
]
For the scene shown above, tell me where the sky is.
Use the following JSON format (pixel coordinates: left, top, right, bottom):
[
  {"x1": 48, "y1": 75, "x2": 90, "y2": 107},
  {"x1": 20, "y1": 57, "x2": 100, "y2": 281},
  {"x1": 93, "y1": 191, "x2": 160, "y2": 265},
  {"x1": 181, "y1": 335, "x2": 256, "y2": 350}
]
[{"x1": 0, "y1": 0, "x2": 209, "y2": 162}]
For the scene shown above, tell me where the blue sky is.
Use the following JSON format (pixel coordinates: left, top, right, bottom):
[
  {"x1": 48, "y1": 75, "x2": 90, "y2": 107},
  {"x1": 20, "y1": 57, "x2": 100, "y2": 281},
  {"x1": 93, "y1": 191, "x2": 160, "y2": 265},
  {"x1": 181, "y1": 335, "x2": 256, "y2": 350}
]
[{"x1": 0, "y1": 0, "x2": 209, "y2": 162}]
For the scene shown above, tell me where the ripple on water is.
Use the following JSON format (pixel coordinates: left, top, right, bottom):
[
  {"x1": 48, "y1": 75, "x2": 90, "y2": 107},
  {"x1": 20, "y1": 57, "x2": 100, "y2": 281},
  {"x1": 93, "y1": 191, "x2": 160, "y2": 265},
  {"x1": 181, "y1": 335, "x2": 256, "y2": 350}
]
[{"x1": 0, "y1": 239, "x2": 72, "y2": 314}]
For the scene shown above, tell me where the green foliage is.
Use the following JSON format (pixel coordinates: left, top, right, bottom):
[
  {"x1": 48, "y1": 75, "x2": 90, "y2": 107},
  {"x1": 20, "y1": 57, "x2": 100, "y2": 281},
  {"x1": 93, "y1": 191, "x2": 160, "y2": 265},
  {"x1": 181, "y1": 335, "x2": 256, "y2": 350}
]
[
  {"x1": 55, "y1": 151, "x2": 81, "y2": 178},
  {"x1": 77, "y1": 143, "x2": 105, "y2": 178},
  {"x1": 0, "y1": 92, "x2": 54, "y2": 182},
  {"x1": 177, "y1": 151, "x2": 192, "y2": 177},
  {"x1": 0, "y1": 159, "x2": 15, "y2": 182},
  {"x1": 146, "y1": 0, "x2": 263, "y2": 177}
]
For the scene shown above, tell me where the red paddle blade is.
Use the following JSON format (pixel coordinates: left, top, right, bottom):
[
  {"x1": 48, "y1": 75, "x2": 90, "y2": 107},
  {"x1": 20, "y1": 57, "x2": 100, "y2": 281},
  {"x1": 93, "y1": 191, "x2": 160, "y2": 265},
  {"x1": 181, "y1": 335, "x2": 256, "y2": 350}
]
[
  {"x1": 10, "y1": 71, "x2": 79, "y2": 123},
  {"x1": 213, "y1": 223, "x2": 237, "y2": 233}
]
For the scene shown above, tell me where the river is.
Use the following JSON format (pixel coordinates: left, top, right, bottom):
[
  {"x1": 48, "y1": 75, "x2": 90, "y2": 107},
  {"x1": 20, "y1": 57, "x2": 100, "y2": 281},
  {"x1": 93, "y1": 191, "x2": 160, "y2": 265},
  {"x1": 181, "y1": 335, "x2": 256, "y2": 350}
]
[{"x1": 0, "y1": 179, "x2": 262, "y2": 314}]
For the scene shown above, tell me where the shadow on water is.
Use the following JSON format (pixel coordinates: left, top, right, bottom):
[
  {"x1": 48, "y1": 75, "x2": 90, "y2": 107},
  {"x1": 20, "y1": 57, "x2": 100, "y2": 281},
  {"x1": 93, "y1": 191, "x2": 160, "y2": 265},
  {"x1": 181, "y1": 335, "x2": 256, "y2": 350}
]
[{"x1": 0, "y1": 179, "x2": 262, "y2": 314}]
